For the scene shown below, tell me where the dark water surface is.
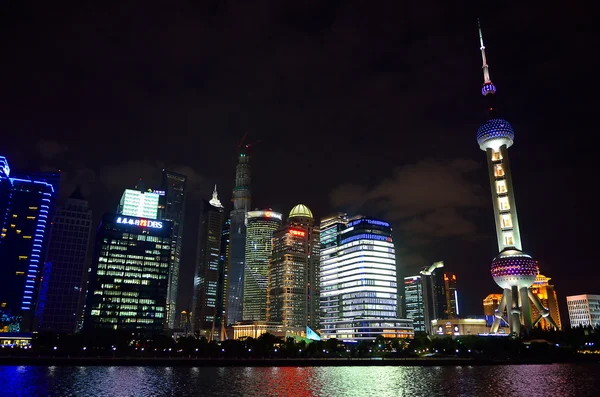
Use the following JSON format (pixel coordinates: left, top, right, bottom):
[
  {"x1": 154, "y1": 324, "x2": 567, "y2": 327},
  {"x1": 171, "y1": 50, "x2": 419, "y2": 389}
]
[{"x1": 1, "y1": 364, "x2": 598, "y2": 396}]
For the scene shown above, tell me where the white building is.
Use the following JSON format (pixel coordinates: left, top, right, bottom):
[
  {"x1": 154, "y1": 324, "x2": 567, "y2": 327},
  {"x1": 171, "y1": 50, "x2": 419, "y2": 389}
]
[
  {"x1": 566, "y1": 294, "x2": 600, "y2": 328},
  {"x1": 118, "y1": 189, "x2": 159, "y2": 219}
]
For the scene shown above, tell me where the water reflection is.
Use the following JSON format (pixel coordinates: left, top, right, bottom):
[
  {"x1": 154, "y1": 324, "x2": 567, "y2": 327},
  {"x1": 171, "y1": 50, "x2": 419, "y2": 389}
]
[{"x1": 0, "y1": 364, "x2": 598, "y2": 397}]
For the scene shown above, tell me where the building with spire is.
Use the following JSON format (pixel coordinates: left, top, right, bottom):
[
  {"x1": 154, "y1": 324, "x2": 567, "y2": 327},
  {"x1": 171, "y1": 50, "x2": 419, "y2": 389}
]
[
  {"x1": 226, "y1": 139, "x2": 252, "y2": 325},
  {"x1": 475, "y1": 20, "x2": 559, "y2": 335},
  {"x1": 161, "y1": 170, "x2": 187, "y2": 329},
  {"x1": 37, "y1": 186, "x2": 93, "y2": 333},
  {"x1": 193, "y1": 186, "x2": 224, "y2": 337},
  {"x1": 243, "y1": 210, "x2": 282, "y2": 321}
]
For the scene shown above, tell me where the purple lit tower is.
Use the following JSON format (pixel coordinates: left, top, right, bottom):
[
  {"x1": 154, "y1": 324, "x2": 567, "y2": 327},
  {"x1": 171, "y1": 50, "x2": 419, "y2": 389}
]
[{"x1": 475, "y1": 21, "x2": 559, "y2": 335}]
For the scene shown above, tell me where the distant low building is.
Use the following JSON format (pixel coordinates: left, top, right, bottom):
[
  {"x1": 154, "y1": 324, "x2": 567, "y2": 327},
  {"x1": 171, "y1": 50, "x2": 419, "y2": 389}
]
[
  {"x1": 567, "y1": 294, "x2": 600, "y2": 328},
  {"x1": 431, "y1": 318, "x2": 507, "y2": 337}
]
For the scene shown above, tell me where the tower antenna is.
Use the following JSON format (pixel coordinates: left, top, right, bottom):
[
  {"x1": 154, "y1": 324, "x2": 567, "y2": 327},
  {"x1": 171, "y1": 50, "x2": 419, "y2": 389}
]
[{"x1": 478, "y1": 19, "x2": 496, "y2": 96}]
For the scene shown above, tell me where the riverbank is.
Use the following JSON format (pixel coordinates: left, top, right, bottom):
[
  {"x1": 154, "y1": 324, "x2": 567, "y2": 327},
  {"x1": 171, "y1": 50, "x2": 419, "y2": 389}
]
[{"x1": 1, "y1": 355, "x2": 597, "y2": 366}]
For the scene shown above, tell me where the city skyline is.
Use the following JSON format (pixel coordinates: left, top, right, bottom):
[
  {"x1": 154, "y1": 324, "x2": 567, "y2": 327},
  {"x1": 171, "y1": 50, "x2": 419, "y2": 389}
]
[{"x1": 1, "y1": 3, "x2": 590, "y2": 320}]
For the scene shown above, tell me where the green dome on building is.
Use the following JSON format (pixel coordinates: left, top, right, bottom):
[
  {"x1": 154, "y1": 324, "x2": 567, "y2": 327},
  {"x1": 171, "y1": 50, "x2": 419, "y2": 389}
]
[{"x1": 288, "y1": 204, "x2": 313, "y2": 219}]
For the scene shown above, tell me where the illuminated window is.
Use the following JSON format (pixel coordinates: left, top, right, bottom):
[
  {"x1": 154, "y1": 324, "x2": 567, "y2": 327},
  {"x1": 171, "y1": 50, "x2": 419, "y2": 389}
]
[
  {"x1": 28, "y1": 207, "x2": 38, "y2": 210},
  {"x1": 494, "y1": 164, "x2": 504, "y2": 177},
  {"x1": 26, "y1": 216, "x2": 36, "y2": 220},
  {"x1": 12, "y1": 214, "x2": 18, "y2": 218},
  {"x1": 10, "y1": 224, "x2": 15, "y2": 228},
  {"x1": 15, "y1": 271, "x2": 25, "y2": 275},
  {"x1": 18, "y1": 256, "x2": 28, "y2": 260},
  {"x1": 22, "y1": 235, "x2": 32, "y2": 239},
  {"x1": 496, "y1": 180, "x2": 507, "y2": 194},
  {"x1": 491, "y1": 151, "x2": 503, "y2": 161},
  {"x1": 500, "y1": 214, "x2": 513, "y2": 228},
  {"x1": 504, "y1": 232, "x2": 514, "y2": 246},
  {"x1": 498, "y1": 197, "x2": 510, "y2": 210},
  {"x1": 16, "y1": 230, "x2": 21, "y2": 234}
]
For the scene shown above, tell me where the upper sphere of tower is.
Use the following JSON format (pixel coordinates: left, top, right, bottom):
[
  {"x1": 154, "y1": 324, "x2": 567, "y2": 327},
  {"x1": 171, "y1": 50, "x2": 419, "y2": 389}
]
[
  {"x1": 490, "y1": 247, "x2": 538, "y2": 289},
  {"x1": 289, "y1": 204, "x2": 313, "y2": 220},
  {"x1": 477, "y1": 118, "x2": 515, "y2": 151}
]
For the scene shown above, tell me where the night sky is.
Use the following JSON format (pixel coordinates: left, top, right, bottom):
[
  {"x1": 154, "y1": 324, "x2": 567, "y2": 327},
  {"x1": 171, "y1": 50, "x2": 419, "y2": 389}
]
[{"x1": 1, "y1": 2, "x2": 592, "y2": 321}]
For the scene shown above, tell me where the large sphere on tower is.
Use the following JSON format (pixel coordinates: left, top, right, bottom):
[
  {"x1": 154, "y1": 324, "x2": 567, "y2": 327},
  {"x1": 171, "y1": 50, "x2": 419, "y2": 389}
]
[
  {"x1": 490, "y1": 248, "x2": 538, "y2": 289},
  {"x1": 477, "y1": 118, "x2": 515, "y2": 151}
]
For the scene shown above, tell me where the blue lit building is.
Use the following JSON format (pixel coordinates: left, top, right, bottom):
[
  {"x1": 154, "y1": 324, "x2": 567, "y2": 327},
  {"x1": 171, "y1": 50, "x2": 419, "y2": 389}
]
[{"x1": 0, "y1": 156, "x2": 59, "y2": 332}]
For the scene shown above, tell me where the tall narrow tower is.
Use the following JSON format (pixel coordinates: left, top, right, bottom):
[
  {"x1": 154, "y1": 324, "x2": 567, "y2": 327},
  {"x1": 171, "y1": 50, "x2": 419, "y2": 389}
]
[
  {"x1": 475, "y1": 21, "x2": 559, "y2": 335},
  {"x1": 226, "y1": 138, "x2": 252, "y2": 325}
]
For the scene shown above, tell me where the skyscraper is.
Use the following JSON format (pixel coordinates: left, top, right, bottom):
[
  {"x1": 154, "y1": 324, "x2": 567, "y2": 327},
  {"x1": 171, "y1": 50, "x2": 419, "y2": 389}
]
[
  {"x1": 217, "y1": 218, "x2": 230, "y2": 340},
  {"x1": 118, "y1": 188, "x2": 160, "y2": 219},
  {"x1": 531, "y1": 273, "x2": 562, "y2": 330},
  {"x1": 475, "y1": 21, "x2": 559, "y2": 334},
  {"x1": 193, "y1": 187, "x2": 224, "y2": 337},
  {"x1": 267, "y1": 204, "x2": 319, "y2": 329},
  {"x1": 84, "y1": 214, "x2": 172, "y2": 332},
  {"x1": 404, "y1": 275, "x2": 425, "y2": 332},
  {"x1": 567, "y1": 295, "x2": 600, "y2": 328},
  {"x1": 227, "y1": 143, "x2": 251, "y2": 325},
  {"x1": 420, "y1": 262, "x2": 447, "y2": 333},
  {"x1": 0, "y1": 156, "x2": 59, "y2": 332},
  {"x1": 320, "y1": 216, "x2": 398, "y2": 339},
  {"x1": 444, "y1": 272, "x2": 459, "y2": 319},
  {"x1": 161, "y1": 170, "x2": 187, "y2": 329},
  {"x1": 243, "y1": 210, "x2": 282, "y2": 321},
  {"x1": 37, "y1": 187, "x2": 93, "y2": 333}
]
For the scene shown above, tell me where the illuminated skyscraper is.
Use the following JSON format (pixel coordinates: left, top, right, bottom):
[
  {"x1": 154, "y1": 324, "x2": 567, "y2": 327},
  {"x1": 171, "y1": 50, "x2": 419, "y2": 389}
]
[
  {"x1": 243, "y1": 210, "x2": 282, "y2": 321},
  {"x1": 37, "y1": 187, "x2": 93, "y2": 333},
  {"x1": 475, "y1": 21, "x2": 559, "y2": 334},
  {"x1": 320, "y1": 216, "x2": 399, "y2": 339},
  {"x1": 531, "y1": 273, "x2": 562, "y2": 330},
  {"x1": 567, "y1": 295, "x2": 600, "y2": 328},
  {"x1": 161, "y1": 170, "x2": 187, "y2": 329},
  {"x1": 118, "y1": 188, "x2": 160, "y2": 219},
  {"x1": 444, "y1": 272, "x2": 459, "y2": 319},
  {"x1": 0, "y1": 156, "x2": 59, "y2": 332},
  {"x1": 267, "y1": 204, "x2": 319, "y2": 329},
  {"x1": 420, "y1": 262, "x2": 447, "y2": 333},
  {"x1": 227, "y1": 142, "x2": 251, "y2": 325},
  {"x1": 404, "y1": 275, "x2": 425, "y2": 332},
  {"x1": 193, "y1": 187, "x2": 224, "y2": 337},
  {"x1": 217, "y1": 218, "x2": 230, "y2": 340},
  {"x1": 84, "y1": 214, "x2": 172, "y2": 332}
]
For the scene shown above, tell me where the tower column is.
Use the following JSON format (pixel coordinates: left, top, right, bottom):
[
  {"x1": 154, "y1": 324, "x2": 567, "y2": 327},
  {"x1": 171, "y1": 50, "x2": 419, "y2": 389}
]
[
  {"x1": 510, "y1": 286, "x2": 521, "y2": 335},
  {"x1": 519, "y1": 287, "x2": 533, "y2": 332}
]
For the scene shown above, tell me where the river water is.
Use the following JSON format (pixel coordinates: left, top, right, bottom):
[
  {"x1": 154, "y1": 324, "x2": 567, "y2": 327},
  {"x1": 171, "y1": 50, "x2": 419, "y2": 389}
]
[{"x1": 0, "y1": 364, "x2": 598, "y2": 396}]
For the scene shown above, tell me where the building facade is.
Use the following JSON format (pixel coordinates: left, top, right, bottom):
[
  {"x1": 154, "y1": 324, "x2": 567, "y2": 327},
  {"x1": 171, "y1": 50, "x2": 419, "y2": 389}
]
[
  {"x1": 84, "y1": 214, "x2": 172, "y2": 332},
  {"x1": 444, "y1": 272, "x2": 459, "y2": 319},
  {"x1": 37, "y1": 187, "x2": 92, "y2": 333},
  {"x1": 421, "y1": 262, "x2": 447, "y2": 334},
  {"x1": 404, "y1": 275, "x2": 425, "y2": 332},
  {"x1": 320, "y1": 215, "x2": 400, "y2": 339},
  {"x1": 483, "y1": 293, "x2": 504, "y2": 327},
  {"x1": 530, "y1": 273, "x2": 562, "y2": 330},
  {"x1": 193, "y1": 188, "x2": 224, "y2": 337},
  {"x1": 227, "y1": 148, "x2": 251, "y2": 325},
  {"x1": 161, "y1": 170, "x2": 187, "y2": 329},
  {"x1": 243, "y1": 210, "x2": 282, "y2": 321},
  {"x1": 567, "y1": 295, "x2": 600, "y2": 328},
  {"x1": 267, "y1": 204, "x2": 319, "y2": 329},
  {"x1": 118, "y1": 189, "x2": 160, "y2": 219},
  {"x1": 0, "y1": 156, "x2": 59, "y2": 332}
]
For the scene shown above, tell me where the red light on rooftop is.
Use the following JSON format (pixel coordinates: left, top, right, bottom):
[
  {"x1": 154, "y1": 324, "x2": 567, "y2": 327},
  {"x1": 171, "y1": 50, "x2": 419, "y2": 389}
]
[{"x1": 289, "y1": 229, "x2": 305, "y2": 237}]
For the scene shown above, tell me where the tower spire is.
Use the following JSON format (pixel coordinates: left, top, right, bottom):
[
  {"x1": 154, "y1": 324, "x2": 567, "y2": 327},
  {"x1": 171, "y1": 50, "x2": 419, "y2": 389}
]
[
  {"x1": 209, "y1": 184, "x2": 223, "y2": 208},
  {"x1": 478, "y1": 19, "x2": 496, "y2": 96}
]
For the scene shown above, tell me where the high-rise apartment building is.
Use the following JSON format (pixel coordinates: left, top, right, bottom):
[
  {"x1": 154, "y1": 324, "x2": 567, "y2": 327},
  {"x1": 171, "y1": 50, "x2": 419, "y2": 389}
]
[
  {"x1": 0, "y1": 156, "x2": 59, "y2": 332},
  {"x1": 404, "y1": 275, "x2": 425, "y2": 332},
  {"x1": 267, "y1": 204, "x2": 319, "y2": 329},
  {"x1": 243, "y1": 210, "x2": 282, "y2": 321},
  {"x1": 84, "y1": 214, "x2": 172, "y2": 332},
  {"x1": 530, "y1": 273, "x2": 561, "y2": 330},
  {"x1": 320, "y1": 215, "x2": 399, "y2": 339},
  {"x1": 161, "y1": 170, "x2": 187, "y2": 329},
  {"x1": 37, "y1": 187, "x2": 93, "y2": 333},
  {"x1": 227, "y1": 145, "x2": 251, "y2": 325},
  {"x1": 118, "y1": 189, "x2": 160, "y2": 219},
  {"x1": 193, "y1": 187, "x2": 224, "y2": 337},
  {"x1": 444, "y1": 272, "x2": 459, "y2": 319},
  {"x1": 566, "y1": 294, "x2": 600, "y2": 328}
]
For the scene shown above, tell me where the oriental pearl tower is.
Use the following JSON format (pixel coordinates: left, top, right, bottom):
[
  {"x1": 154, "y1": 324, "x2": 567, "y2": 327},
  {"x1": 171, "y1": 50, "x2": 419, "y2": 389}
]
[{"x1": 475, "y1": 20, "x2": 559, "y2": 335}]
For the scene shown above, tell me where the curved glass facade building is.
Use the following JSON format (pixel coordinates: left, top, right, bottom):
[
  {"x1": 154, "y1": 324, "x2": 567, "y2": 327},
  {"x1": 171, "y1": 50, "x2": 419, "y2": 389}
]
[
  {"x1": 243, "y1": 210, "x2": 282, "y2": 321},
  {"x1": 320, "y1": 215, "x2": 399, "y2": 339}
]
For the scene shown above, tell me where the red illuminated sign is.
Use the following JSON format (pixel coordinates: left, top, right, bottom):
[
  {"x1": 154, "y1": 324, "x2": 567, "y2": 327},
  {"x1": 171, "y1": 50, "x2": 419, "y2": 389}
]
[{"x1": 289, "y1": 229, "x2": 305, "y2": 237}]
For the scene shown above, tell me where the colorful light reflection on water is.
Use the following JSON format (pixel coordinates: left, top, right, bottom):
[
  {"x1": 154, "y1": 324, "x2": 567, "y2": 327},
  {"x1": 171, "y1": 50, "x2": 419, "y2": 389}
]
[{"x1": 0, "y1": 364, "x2": 598, "y2": 397}]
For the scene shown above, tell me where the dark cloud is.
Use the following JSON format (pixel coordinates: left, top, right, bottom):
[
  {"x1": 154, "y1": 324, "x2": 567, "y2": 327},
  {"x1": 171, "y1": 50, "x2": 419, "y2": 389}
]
[
  {"x1": 37, "y1": 139, "x2": 68, "y2": 160},
  {"x1": 331, "y1": 158, "x2": 486, "y2": 243}
]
